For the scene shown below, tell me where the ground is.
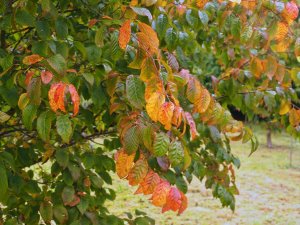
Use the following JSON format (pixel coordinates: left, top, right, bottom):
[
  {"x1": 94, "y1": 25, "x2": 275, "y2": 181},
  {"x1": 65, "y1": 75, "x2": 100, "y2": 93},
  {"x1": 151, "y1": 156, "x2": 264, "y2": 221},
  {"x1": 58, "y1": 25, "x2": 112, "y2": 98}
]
[{"x1": 106, "y1": 127, "x2": 300, "y2": 225}]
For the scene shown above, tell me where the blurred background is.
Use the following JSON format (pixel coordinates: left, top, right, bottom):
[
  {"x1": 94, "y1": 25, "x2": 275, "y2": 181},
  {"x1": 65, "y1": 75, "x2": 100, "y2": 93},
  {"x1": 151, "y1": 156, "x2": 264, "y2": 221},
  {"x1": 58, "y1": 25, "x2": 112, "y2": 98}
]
[{"x1": 106, "y1": 126, "x2": 300, "y2": 225}]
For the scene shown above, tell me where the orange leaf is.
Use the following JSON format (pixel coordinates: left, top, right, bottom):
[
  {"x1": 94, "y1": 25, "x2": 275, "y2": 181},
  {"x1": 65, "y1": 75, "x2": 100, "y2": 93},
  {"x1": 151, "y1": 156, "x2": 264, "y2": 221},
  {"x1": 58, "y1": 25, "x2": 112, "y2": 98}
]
[
  {"x1": 55, "y1": 82, "x2": 67, "y2": 112},
  {"x1": 135, "y1": 170, "x2": 160, "y2": 195},
  {"x1": 172, "y1": 106, "x2": 183, "y2": 127},
  {"x1": 25, "y1": 70, "x2": 35, "y2": 86},
  {"x1": 162, "y1": 187, "x2": 182, "y2": 213},
  {"x1": 178, "y1": 191, "x2": 188, "y2": 215},
  {"x1": 41, "y1": 70, "x2": 53, "y2": 84},
  {"x1": 127, "y1": 158, "x2": 148, "y2": 186},
  {"x1": 250, "y1": 57, "x2": 263, "y2": 79},
  {"x1": 138, "y1": 22, "x2": 159, "y2": 55},
  {"x1": 185, "y1": 112, "x2": 198, "y2": 140},
  {"x1": 68, "y1": 84, "x2": 80, "y2": 116},
  {"x1": 158, "y1": 102, "x2": 175, "y2": 130},
  {"x1": 274, "y1": 22, "x2": 289, "y2": 41},
  {"x1": 119, "y1": 20, "x2": 131, "y2": 49},
  {"x1": 23, "y1": 54, "x2": 44, "y2": 65},
  {"x1": 146, "y1": 92, "x2": 165, "y2": 122},
  {"x1": 196, "y1": 0, "x2": 209, "y2": 9},
  {"x1": 48, "y1": 83, "x2": 60, "y2": 112},
  {"x1": 151, "y1": 180, "x2": 171, "y2": 207},
  {"x1": 115, "y1": 149, "x2": 135, "y2": 179},
  {"x1": 194, "y1": 88, "x2": 211, "y2": 114},
  {"x1": 137, "y1": 32, "x2": 159, "y2": 56},
  {"x1": 186, "y1": 77, "x2": 202, "y2": 103}
]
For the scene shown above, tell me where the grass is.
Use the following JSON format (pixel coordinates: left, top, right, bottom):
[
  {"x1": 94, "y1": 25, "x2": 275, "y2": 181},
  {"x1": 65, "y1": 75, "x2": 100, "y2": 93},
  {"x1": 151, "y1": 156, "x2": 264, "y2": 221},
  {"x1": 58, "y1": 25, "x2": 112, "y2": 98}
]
[{"x1": 105, "y1": 127, "x2": 300, "y2": 225}]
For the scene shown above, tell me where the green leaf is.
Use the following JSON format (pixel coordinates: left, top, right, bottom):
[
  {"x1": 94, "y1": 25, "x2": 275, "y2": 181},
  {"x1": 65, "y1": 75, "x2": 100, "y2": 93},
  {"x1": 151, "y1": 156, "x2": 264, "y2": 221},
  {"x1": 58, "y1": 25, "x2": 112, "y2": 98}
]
[
  {"x1": 61, "y1": 186, "x2": 75, "y2": 205},
  {"x1": 36, "y1": 20, "x2": 51, "y2": 40},
  {"x1": 22, "y1": 104, "x2": 38, "y2": 130},
  {"x1": 168, "y1": 141, "x2": 184, "y2": 166},
  {"x1": 53, "y1": 205, "x2": 68, "y2": 224},
  {"x1": 176, "y1": 176, "x2": 188, "y2": 193},
  {"x1": 90, "y1": 174, "x2": 104, "y2": 188},
  {"x1": 165, "y1": 28, "x2": 177, "y2": 51},
  {"x1": 27, "y1": 77, "x2": 41, "y2": 105},
  {"x1": 231, "y1": 17, "x2": 241, "y2": 39},
  {"x1": 15, "y1": 9, "x2": 35, "y2": 26},
  {"x1": 68, "y1": 163, "x2": 81, "y2": 181},
  {"x1": 0, "y1": 164, "x2": 8, "y2": 202},
  {"x1": 55, "y1": 17, "x2": 69, "y2": 39},
  {"x1": 47, "y1": 54, "x2": 67, "y2": 75},
  {"x1": 198, "y1": 11, "x2": 209, "y2": 25},
  {"x1": 142, "y1": 126, "x2": 153, "y2": 150},
  {"x1": 153, "y1": 132, "x2": 169, "y2": 157},
  {"x1": 126, "y1": 75, "x2": 145, "y2": 109},
  {"x1": 242, "y1": 127, "x2": 253, "y2": 143},
  {"x1": 77, "y1": 197, "x2": 89, "y2": 214},
  {"x1": 123, "y1": 126, "x2": 139, "y2": 154},
  {"x1": 130, "y1": 7, "x2": 153, "y2": 22},
  {"x1": 37, "y1": 111, "x2": 53, "y2": 142},
  {"x1": 186, "y1": 9, "x2": 198, "y2": 28},
  {"x1": 56, "y1": 115, "x2": 73, "y2": 143},
  {"x1": 156, "y1": 14, "x2": 168, "y2": 39},
  {"x1": 55, "y1": 149, "x2": 69, "y2": 169},
  {"x1": 209, "y1": 126, "x2": 221, "y2": 143},
  {"x1": 0, "y1": 111, "x2": 10, "y2": 123},
  {"x1": 39, "y1": 202, "x2": 53, "y2": 223},
  {"x1": 95, "y1": 26, "x2": 104, "y2": 47}
]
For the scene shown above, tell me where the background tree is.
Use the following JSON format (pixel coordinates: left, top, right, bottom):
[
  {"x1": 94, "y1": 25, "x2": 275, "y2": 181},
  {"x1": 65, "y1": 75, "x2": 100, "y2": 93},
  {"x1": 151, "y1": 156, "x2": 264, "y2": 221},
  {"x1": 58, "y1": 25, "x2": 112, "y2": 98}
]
[{"x1": 0, "y1": 0, "x2": 299, "y2": 224}]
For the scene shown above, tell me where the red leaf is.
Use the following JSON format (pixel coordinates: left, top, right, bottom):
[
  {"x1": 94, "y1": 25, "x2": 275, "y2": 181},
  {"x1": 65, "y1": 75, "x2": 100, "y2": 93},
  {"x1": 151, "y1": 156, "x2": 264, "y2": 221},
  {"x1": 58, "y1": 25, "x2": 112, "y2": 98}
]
[
  {"x1": 162, "y1": 187, "x2": 182, "y2": 213},
  {"x1": 48, "y1": 82, "x2": 66, "y2": 113},
  {"x1": 23, "y1": 54, "x2": 44, "y2": 65},
  {"x1": 185, "y1": 112, "x2": 198, "y2": 140},
  {"x1": 119, "y1": 20, "x2": 131, "y2": 49},
  {"x1": 25, "y1": 70, "x2": 35, "y2": 86},
  {"x1": 41, "y1": 70, "x2": 53, "y2": 84},
  {"x1": 151, "y1": 179, "x2": 171, "y2": 207},
  {"x1": 68, "y1": 84, "x2": 80, "y2": 116},
  {"x1": 178, "y1": 191, "x2": 188, "y2": 215},
  {"x1": 135, "y1": 170, "x2": 160, "y2": 195},
  {"x1": 88, "y1": 19, "x2": 98, "y2": 28}
]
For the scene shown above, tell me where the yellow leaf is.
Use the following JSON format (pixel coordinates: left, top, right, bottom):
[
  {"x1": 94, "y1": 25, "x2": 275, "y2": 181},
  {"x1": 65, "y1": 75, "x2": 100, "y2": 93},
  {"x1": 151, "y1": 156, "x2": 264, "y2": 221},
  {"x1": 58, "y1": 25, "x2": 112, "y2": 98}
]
[
  {"x1": 140, "y1": 57, "x2": 158, "y2": 82},
  {"x1": 289, "y1": 108, "x2": 300, "y2": 126},
  {"x1": 146, "y1": 92, "x2": 165, "y2": 122},
  {"x1": 279, "y1": 100, "x2": 291, "y2": 115}
]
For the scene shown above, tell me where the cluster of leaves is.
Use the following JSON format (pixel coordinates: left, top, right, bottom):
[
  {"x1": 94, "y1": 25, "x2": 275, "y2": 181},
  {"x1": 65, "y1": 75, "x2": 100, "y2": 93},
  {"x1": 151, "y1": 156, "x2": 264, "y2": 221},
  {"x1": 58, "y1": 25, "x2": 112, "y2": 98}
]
[{"x1": 0, "y1": 0, "x2": 299, "y2": 224}]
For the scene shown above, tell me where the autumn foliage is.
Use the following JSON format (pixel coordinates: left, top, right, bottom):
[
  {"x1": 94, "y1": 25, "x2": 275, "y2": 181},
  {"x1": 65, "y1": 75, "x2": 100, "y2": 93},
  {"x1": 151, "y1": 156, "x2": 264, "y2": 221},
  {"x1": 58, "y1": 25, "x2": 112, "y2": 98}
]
[{"x1": 0, "y1": 0, "x2": 300, "y2": 224}]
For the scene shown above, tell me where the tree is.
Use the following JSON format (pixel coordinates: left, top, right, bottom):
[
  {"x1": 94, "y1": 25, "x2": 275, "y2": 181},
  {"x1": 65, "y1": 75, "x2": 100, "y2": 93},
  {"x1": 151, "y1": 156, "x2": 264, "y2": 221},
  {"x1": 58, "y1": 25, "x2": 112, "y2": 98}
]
[{"x1": 0, "y1": 0, "x2": 299, "y2": 224}]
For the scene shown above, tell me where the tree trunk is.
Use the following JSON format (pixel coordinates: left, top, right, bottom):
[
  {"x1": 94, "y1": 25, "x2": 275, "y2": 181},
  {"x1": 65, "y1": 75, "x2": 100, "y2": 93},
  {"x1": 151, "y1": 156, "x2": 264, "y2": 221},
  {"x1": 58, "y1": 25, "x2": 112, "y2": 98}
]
[{"x1": 267, "y1": 128, "x2": 273, "y2": 149}]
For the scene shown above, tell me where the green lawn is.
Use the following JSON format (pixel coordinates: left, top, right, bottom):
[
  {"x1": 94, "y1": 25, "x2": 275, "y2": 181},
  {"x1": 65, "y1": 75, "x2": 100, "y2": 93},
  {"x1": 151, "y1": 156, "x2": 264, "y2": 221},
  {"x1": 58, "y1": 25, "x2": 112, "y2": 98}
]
[{"x1": 106, "y1": 128, "x2": 300, "y2": 225}]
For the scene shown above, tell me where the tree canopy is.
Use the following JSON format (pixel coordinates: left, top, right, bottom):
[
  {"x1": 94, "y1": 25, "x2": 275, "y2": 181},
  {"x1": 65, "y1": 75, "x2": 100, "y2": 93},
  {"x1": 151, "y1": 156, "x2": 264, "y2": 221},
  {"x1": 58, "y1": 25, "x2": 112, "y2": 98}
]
[{"x1": 0, "y1": 0, "x2": 300, "y2": 224}]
